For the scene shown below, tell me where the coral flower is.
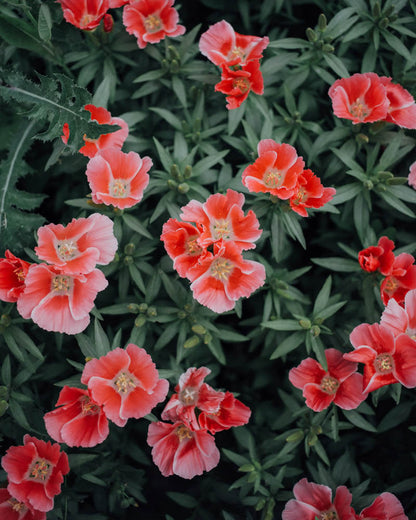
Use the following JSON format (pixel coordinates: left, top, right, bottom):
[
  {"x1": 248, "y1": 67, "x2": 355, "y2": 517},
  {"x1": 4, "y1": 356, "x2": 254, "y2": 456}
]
[
  {"x1": 344, "y1": 322, "x2": 416, "y2": 393},
  {"x1": 17, "y1": 264, "x2": 108, "y2": 335},
  {"x1": 0, "y1": 251, "x2": 31, "y2": 303},
  {"x1": 35, "y1": 213, "x2": 117, "y2": 275},
  {"x1": 242, "y1": 139, "x2": 305, "y2": 199},
  {"x1": 1, "y1": 435, "x2": 69, "y2": 513},
  {"x1": 187, "y1": 241, "x2": 266, "y2": 313},
  {"x1": 147, "y1": 420, "x2": 220, "y2": 479},
  {"x1": 180, "y1": 189, "x2": 262, "y2": 251},
  {"x1": 289, "y1": 169, "x2": 336, "y2": 217},
  {"x1": 0, "y1": 488, "x2": 46, "y2": 520},
  {"x1": 358, "y1": 236, "x2": 395, "y2": 275},
  {"x1": 81, "y1": 344, "x2": 169, "y2": 427},
  {"x1": 44, "y1": 386, "x2": 109, "y2": 448},
  {"x1": 380, "y1": 77, "x2": 416, "y2": 129},
  {"x1": 86, "y1": 148, "x2": 152, "y2": 209},
  {"x1": 356, "y1": 492, "x2": 408, "y2": 520},
  {"x1": 380, "y1": 253, "x2": 416, "y2": 306},
  {"x1": 380, "y1": 288, "x2": 416, "y2": 338},
  {"x1": 282, "y1": 478, "x2": 356, "y2": 520},
  {"x1": 289, "y1": 348, "x2": 367, "y2": 412},
  {"x1": 198, "y1": 391, "x2": 251, "y2": 433},
  {"x1": 161, "y1": 367, "x2": 224, "y2": 427},
  {"x1": 58, "y1": 0, "x2": 109, "y2": 31},
  {"x1": 123, "y1": 0, "x2": 186, "y2": 50},
  {"x1": 408, "y1": 161, "x2": 416, "y2": 189},
  {"x1": 199, "y1": 20, "x2": 269, "y2": 67},
  {"x1": 328, "y1": 72, "x2": 389, "y2": 124},
  {"x1": 215, "y1": 59, "x2": 264, "y2": 109},
  {"x1": 160, "y1": 218, "x2": 205, "y2": 278}
]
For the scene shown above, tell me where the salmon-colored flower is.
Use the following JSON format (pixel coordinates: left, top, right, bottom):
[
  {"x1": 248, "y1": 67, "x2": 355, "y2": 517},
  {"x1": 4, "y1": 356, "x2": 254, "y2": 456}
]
[
  {"x1": 328, "y1": 72, "x2": 389, "y2": 124},
  {"x1": 344, "y1": 322, "x2": 416, "y2": 393},
  {"x1": 289, "y1": 169, "x2": 336, "y2": 217},
  {"x1": 215, "y1": 59, "x2": 264, "y2": 109},
  {"x1": 380, "y1": 288, "x2": 416, "y2": 338},
  {"x1": 380, "y1": 77, "x2": 416, "y2": 129},
  {"x1": 0, "y1": 251, "x2": 31, "y2": 303},
  {"x1": 187, "y1": 241, "x2": 266, "y2": 313},
  {"x1": 17, "y1": 264, "x2": 108, "y2": 335},
  {"x1": 109, "y1": 0, "x2": 128, "y2": 7},
  {"x1": 356, "y1": 492, "x2": 408, "y2": 520},
  {"x1": 81, "y1": 344, "x2": 169, "y2": 427},
  {"x1": 358, "y1": 236, "x2": 395, "y2": 275},
  {"x1": 180, "y1": 189, "x2": 262, "y2": 252},
  {"x1": 380, "y1": 253, "x2": 416, "y2": 306},
  {"x1": 1, "y1": 435, "x2": 69, "y2": 513},
  {"x1": 34, "y1": 213, "x2": 117, "y2": 275},
  {"x1": 289, "y1": 348, "x2": 367, "y2": 412},
  {"x1": 198, "y1": 391, "x2": 251, "y2": 433},
  {"x1": 282, "y1": 478, "x2": 356, "y2": 520},
  {"x1": 58, "y1": 0, "x2": 109, "y2": 31},
  {"x1": 123, "y1": 0, "x2": 185, "y2": 49},
  {"x1": 147, "y1": 420, "x2": 220, "y2": 479},
  {"x1": 408, "y1": 161, "x2": 416, "y2": 189},
  {"x1": 86, "y1": 148, "x2": 151, "y2": 209},
  {"x1": 44, "y1": 386, "x2": 109, "y2": 448},
  {"x1": 0, "y1": 488, "x2": 46, "y2": 520},
  {"x1": 242, "y1": 139, "x2": 305, "y2": 199}
]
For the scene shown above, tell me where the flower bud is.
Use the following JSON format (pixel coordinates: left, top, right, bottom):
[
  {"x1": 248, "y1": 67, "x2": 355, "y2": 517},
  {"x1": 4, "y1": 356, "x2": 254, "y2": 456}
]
[
  {"x1": 183, "y1": 165, "x2": 192, "y2": 179},
  {"x1": 356, "y1": 133, "x2": 369, "y2": 144},
  {"x1": 0, "y1": 314, "x2": 11, "y2": 327},
  {"x1": 147, "y1": 306, "x2": 157, "y2": 317},
  {"x1": 0, "y1": 400, "x2": 8, "y2": 417},
  {"x1": 103, "y1": 14, "x2": 114, "y2": 32},
  {"x1": 184, "y1": 335, "x2": 200, "y2": 349},
  {"x1": 138, "y1": 303, "x2": 148, "y2": 313},
  {"x1": 238, "y1": 463, "x2": 255, "y2": 472},
  {"x1": 299, "y1": 318, "x2": 312, "y2": 329},
  {"x1": 178, "y1": 182, "x2": 189, "y2": 193},
  {"x1": 286, "y1": 430, "x2": 304, "y2": 442},
  {"x1": 322, "y1": 43, "x2": 334, "y2": 53},
  {"x1": 135, "y1": 315, "x2": 147, "y2": 327},
  {"x1": 192, "y1": 324, "x2": 206, "y2": 335},
  {"x1": 170, "y1": 59, "x2": 180, "y2": 74},
  {"x1": 310, "y1": 325, "x2": 321, "y2": 337},
  {"x1": 124, "y1": 255, "x2": 134, "y2": 265},
  {"x1": 318, "y1": 13, "x2": 327, "y2": 31},
  {"x1": 167, "y1": 179, "x2": 178, "y2": 190},
  {"x1": 306, "y1": 28, "x2": 317, "y2": 42},
  {"x1": 170, "y1": 164, "x2": 181, "y2": 180},
  {"x1": 379, "y1": 17, "x2": 389, "y2": 28},
  {"x1": 0, "y1": 386, "x2": 8, "y2": 399},
  {"x1": 124, "y1": 243, "x2": 136, "y2": 255},
  {"x1": 127, "y1": 303, "x2": 140, "y2": 313},
  {"x1": 372, "y1": 1, "x2": 381, "y2": 18},
  {"x1": 167, "y1": 45, "x2": 180, "y2": 61},
  {"x1": 377, "y1": 171, "x2": 394, "y2": 181}
]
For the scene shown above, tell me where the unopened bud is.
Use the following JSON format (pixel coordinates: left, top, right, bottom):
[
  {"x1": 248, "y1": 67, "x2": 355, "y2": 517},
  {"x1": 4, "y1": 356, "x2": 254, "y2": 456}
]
[
  {"x1": 124, "y1": 255, "x2": 134, "y2": 265},
  {"x1": 310, "y1": 325, "x2": 321, "y2": 337},
  {"x1": 103, "y1": 13, "x2": 113, "y2": 32},
  {"x1": 0, "y1": 315, "x2": 11, "y2": 327},
  {"x1": 203, "y1": 332, "x2": 212, "y2": 344},
  {"x1": 167, "y1": 179, "x2": 178, "y2": 190},
  {"x1": 147, "y1": 306, "x2": 157, "y2": 317},
  {"x1": 135, "y1": 315, "x2": 147, "y2": 327},
  {"x1": 192, "y1": 324, "x2": 206, "y2": 335},
  {"x1": 0, "y1": 386, "x2": 8, "y2": 399},
  {"x1": 356, "y1": 133, "x2": 369, "y2": 144},
  {"x1": 387, "y1": 177, "x2": 408, "y2": 185},
  {"x1": 127, "y1": 303, "x2": 140, "y2": 314},
  {"x1": 239, "y1": 463, "x2": 255, "y2": 472},
  {"x1": 138, "y1": 303, "x2": 148, "y2": 313},
  {"x1": 0, "y1": 400, "x2": 8, "y2": 417},
  {"x1": 318, "y1": 13, "x2": 327, "y2": 31},
  {"x1": 124, "y1": 243, "x2": 135, "y2": 255},
  {"x1": 286, "y1": 430, "x2": 304, "y2": 442},
  {"x1": 177, "y1": 310, "x2": 187, "y2": 319},
  {"x1": 183, "y1": 165, "x2": 192, "y2": 179},
  {"x1": 307, "y1": 432, "x2": 318, "y2": 446},
  {"x1": 299, "y1": 318, "x2": 312, "y2": 329},
  {"x1": 306, "y1": 28, "x2": 317, "y2": 42},
  {"x1": 363, "y1": 180, "x2": 374, "y2": 190},
  {"x1": 247, "y1": 471, "x2": 257, "y2": 483},
  {"x1": 170, "y1": 59, "x2": 180, "y2": 74},
  {"x1": 184, "y1": 304, "x2": 193, "y2": 312},
  {"x1": 85, "y1": 356, "x2": 93, "y2": 362},
  {"x1": 255, "y1": 498, "x2": 266, "y2": 511},
  {"x1": 177, "y1": 182, "x2": 189, "y2": 193},
  {"x1": 161, "y1": 59, "x2": 169, "y2": 71},
  {"x1": 184, "y1": 335, "x2": 200, "y2": 349},
  {"x1": 167, "y1": 45, "x2": 180, "y2": 61},
  {"x1": 322, "y1": 43, "x2": 334, "y2": 53},
  {"x1": 379, "y1": 17, "x2": 389, "y2": 28},
  {"x1": 377, "y1": 171, "x2": 394, "y2": 180},
  {"x1": 311, "y1": 425, "x2": 323, "y2": 435},
  {"x1": 170, "y1": 164, "x2": 181, "y2": 180},
  {"x1": 372, "y1": 1, "x2": 381, "y2": 18}
]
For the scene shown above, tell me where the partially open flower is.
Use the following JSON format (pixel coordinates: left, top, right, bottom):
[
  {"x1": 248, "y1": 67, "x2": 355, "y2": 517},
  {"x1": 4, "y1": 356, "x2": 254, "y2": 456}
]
[
  {"x1": 58, "y1": 0, "x2": 109, "y2": 31},
  {"x1": 0, "y1": 251, "x2": 31, "y2": 303},
  {"x1": 0, "y1": 488, "x2": 46, "y2": 520}
]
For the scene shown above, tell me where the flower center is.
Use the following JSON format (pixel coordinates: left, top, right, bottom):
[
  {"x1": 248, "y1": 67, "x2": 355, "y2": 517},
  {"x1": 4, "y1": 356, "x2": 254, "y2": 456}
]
[
  {"x1": 374, "y1": 353, "x2": 394, "y2": 373},
  {"x1": 80, "y1": 14, "x2": 95, "y2": 28},
  {"x1": 292, "y1": 187, "x2": 306, "y2": 205},
  {"x1": 144, "y1": 14, "x2": 162, "y2": 33},
  {"x1": 185, "y1": 236, "x2": 203, "y2": 255},
  {"x1": 57, "y1": 240, "x2": 79, "y2": 261},
  {"x1": 233, "y1": 77, "x2": 250, "y2": 94},
  {"x1": 384, "y1": 277, "x2": 398, "y2": 294},
  {"x1": 113, "y1": 371, "x2": 137, "y2": 394},
  {"x1": 212, "y1": 219, "x2": 232, "y2": 240},
  {"x1": 7, "y1": 497, "x2": 28, "y2": 512},
  {"x1": 263, "y1": 168, "x2": 284, "y2": 188},
  {"x1": 81, "y1": 395, "x2": 101, "y2": 415},
  {"x1": 349, "y1": 100, "x2": 369, "y2": 120},
  {"x1": 110, "y1": 179, "x2": 130, "y2": 198},
  {"x1": 321, "y1": 512, "x2": 339, "y2": 520},
  {"x1": 320, "y1": 375, "x2": 340, "y2": 395},
  {"x1": 28, "y1": 458, "x2": 52, "y2": 482},
  {"x1": 228, "y1": 46, "x2": 246, "y2": 61},
  {"x1": 13, "y1": 267, "x2": 25, "y2": 282},
  {"x1": 175, "y1": 424, "x2": 193, "y2": 441},
  {"x1": 179, "y1": 386, "x2": 198, "y2": 405},
  {"x1": 51, "y1": 275, "x2": 72, "y2": 295},
  {"x1": 210, "y1": 257, "x2": 233, "y2": 281}
]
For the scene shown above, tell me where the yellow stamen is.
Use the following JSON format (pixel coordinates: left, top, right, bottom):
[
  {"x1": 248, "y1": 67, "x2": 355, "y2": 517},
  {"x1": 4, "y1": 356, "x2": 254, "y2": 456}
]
[
  {"x1": 13, "y1": 268, "x2": 25, "y2": 282},
  {"x1": 321, "y1": 512, "x2": 339, "y2": 520},
  {"x1": 110, "y1": 179, "x2": 129, "y2": 198},
  {"x1": 29, "y1": 459, "x2": 51, "y2": 482},
  {"x1": 233, "y1": 77, "x2": 250, "y2": 94},
  {"x1": 175, "y1": 424, "x2": 192, "y2": 441},
  {"x1": 374, "y1": 353, "x2": 394, "y2": 373},
  {"x1": 7, "y1": 497, "x2": 27, "y2": 512},
  {"x1": 212, "y1": 219, "x2": 232, "y2": 240},
  {"x1": 210, "y1": 258, "x2": 233, "y2": 281},
  {"x1": 144, "y1": 14, "x2": 162, "y2": 33},
  {"x1": 292, "y1": 187, "x2": 306, "y2": 205},
  {"x1": 186, "y1": 236, "x2": 203, "y2": 255},
  {"x1": 113, "y1": 371, "x2": 137, "y2": 394},
  {"x1": 263, "y1": 168, "x2": 283, "y2": 188},
  {"x1": 52, "y1": 275, "x2": 72, "y2": 294},
  {"x1": 81, "y1": 396, "x2": 100, "y2": 415},
  {"x1": 320, "y1": 375, "x2": 339, "y2": 395},
  {"x1": 57, "y1": 240, "x2": 79, "y2": 261},
  {"x1": 384, "y1": 277, "x2": 398, "y2": 295},
  {"x1": 350, "y1": 100, "x2": 369, "y2": 120}
]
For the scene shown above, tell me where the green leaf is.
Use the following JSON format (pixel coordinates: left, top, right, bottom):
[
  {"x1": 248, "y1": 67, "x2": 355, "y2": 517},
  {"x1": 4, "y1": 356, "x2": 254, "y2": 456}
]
[
  {"x1": 281, "y1": 211, "x2": 306, "y2": 249},
  {"x1": 313, "y1": 276, "x2": 332, "y2": 315},
  {"x1": 270, "y1": 331, "x2": 305, "y2": 359},
  {"x1": 1, "y1": 355, "x2": 11, "y2": 386},
  {"x1": 331, "y1": 183, "x2": 361, "y2": 205},
  {"x1": 315, "y1": 301, "x2": 347, "y2": 321},
  {"x1": 8, "y1": 326, "x2": 43, "y2": 360},
  {"x1": 94, "y1": 318, "x2": 110, "y2": 356},
  {"x1": 311, "y1": 257, "x2": 361, "y2": 272},
  {"x1": 37, "y1": 4, "x2": 52, "y2": 42},
  {"x1": 0, "y1": 10, "x2": 46, "y2": 56},
  {"x1": 342, "y1": 409, "x2": 377, "y2": 432},
  {"x1": 323, "y1": 54, "x2": 349, "y2": 78},
  {"x1": 167, "y1": 492, "x2": 198, "y2": 509},
  {"x1": 3, "y1": 329, "x2": 25, "y2": 362},
  {"x1": 122, "y1": 214, "x2": 152, "y2": 239},
  {"x1": 342, "y1": 20, "x2": 372, "y2": 41},
  {"x1": 382, "y1": 30, "x2": 411, "y2": 60},
  {"x1": 150, "y1": 107, "x2": 182, "y2": 131},
  {"x1": 262, "y1": 319, "x2": 302, "y2": 331},
  {"x1": 378, "y1": 190, "x2": 415, "y2": 218}
]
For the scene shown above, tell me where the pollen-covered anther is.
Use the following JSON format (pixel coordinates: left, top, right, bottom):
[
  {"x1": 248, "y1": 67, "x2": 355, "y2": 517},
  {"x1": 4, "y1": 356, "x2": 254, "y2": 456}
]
[
  {"x1": 14, "y1": 268, "x2": 25, "y2": 282},
  {"x1": 263, "y1": 168, "x2": 283, "y2": 188},
  {"x1": 321, "y1": 512, "x2": 339, "y2": 520},
  {"x1": 8, "y1": 498, "x2": 28, "y2": 512},
  {"x1": 349, "y1": 100, "x2": 369, "y2": 120},
  {"x1": 383, "y1": 277, "x2": 399, "y2": 294},
  {"x1": 320, "y1": 375, "x2": 340, "y2": 395},
  {"x1": 186, "y1": 236, "x2": 203, "y2": 255},
  {"x1": 179, "y1": 387, "x2": 198, "y2": 405},
  {"x1": 81, "y1": 396, "x2": 100, "y2": 415},
  {"x1": 52, "y1": 275, "x2": 72, "y2": 294},
  {"x1": 175, "y1": 424, "x2": 193, "y2": 441},
  {"x1": 80, "y1": 14, "x2": 95, "y2": 28},
  {"x1": 110, "y1": 179, "x2": 130, "y2": 198},
  {"x1": 57, "y1": 240, "x2": 79, "y2": 261},
  {"x1": 212, "y1": 219, "x2": 232, "y2": 240},
  {"x1": 374, "y1": 353, "x2": 394, "y2": 373},
  {"x1": 28, "y1": 459, "x2": 51, "y2": 482},
  {"x1": 292, "y1": 187, "x2": 306, "y2": 205},
  {"x1": 210, "y1": 258, "x2": 234, "y2": 281},
  {"x1": 233, "y1": 77, "x2": 250, "y2": 93},
  {"x1": 228, "y1": 46, "x2": 246, "y2": 61},
  {"x1": 113, "y1": 371, "x2": 137, "y2": 394},
  {"x1": 144, "y1": 14, "x2": 162, "y2": 33}
]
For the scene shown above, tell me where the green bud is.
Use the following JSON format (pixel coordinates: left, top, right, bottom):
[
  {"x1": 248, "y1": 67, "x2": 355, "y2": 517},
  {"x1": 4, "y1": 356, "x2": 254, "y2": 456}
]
[
  {"x1": 315, "y1": 40, "x2": 324, "y2": 50},
  {"x1": 113, "y1": 207, "x2": 123, "y2": 216},
  {"x1": 0, "y1": 400, "x2": 8, "y2": 417},
  {"x1": 255, "y1": 498, "x2": 266, "y2": 511},
  {"x1": 0, "y1": 386, "x2": 8, "y2": 399},
  {"x1": 322, "y1": 43, "x2": 334, "y2": 53},
  {"x1": 310, "y1": 325, "x2": 321, "y2": 337},
  {"x1": 314, "y1": 317, "x2": 324, "y2": 325},
  {"x1": 167, "y1": 179, "x2": 178, "y2": 190},
  {"x1": 177, "y1": 310, "x2": 187, "y2": 319},
  {"x1": 127, "y1": 303, "x2": 140, "y2": 314},
  {"x1": 138, "y1": 303, "x2": 148, "y2": 313},
  {"x1": 147, "y1": 306, "x2": 157, "y2": 317},
  {"x1": 238, "y1": 463, "x2": 255, "y2": 472},
  {"x1": 299, "y1": 318, "x2": 312, "y2": 329},
  {"x1": 372, "y1": 1, "x2": 381, "y2": 18},
  {"x1": 203, "y1": 332, "x2": 212, "y2": 344},
  {"x1": 387, "y1": 177, "x2": 408, "y2": 185},
  {"x1": 265, "y1": 498, "x2": 276, "y2": 520},
  {"x1": 247, "y1": 471, "x2": 257, "y2": 483},
  {"x1": 0, "y1": 314, "x2": 11, "y2": 327},
  {"x1": 311, "y1": 425, "x2": 323, "y2": 435},
  {"x1": 306, "y1": 28, "x2": 317, "y2": 42},
  {"x1": 377, "y1": 171, "x2": 394, "y2": 180},
  {"x1": 286, "y1": 430, "x2": 305, "y2": 442},
  {"x1": 124, "y1": 243, "x2": 135, "y2": 255},
  {"x1": 363, "y1": 180, "x2": 374, "y2": 190},
  {"x1": 124, "y1": 255, "x2": 134, "y2": 265},
  {"x1": 356, "y1": 133, "x2": 369, "y2": 145},
  {"x1": 161, "y1": 58, "x2": 169, "y2": 71},
  {"x1": 184, "y1": 304, "x2": 193, "y2": 312},
  {"x1": 170, "y1": 59, "x2": 180, "y2": 74},
  {"x1": 318, "y1": 13, "x2": 327, "y2": 31},
  {"x1": 307, "y1": 432, "x2": 318, "y2": 446},
  {"x1": 284, "y1": 116, "x2": 292, "y2": 124},
  {"x1": 379, "y1": 17, "x2": 389, "y2": 28},
  {"x1": 184, "y1": 335, "x2": 200, "y2": 349},
  {"x1": 192, "y1": 324, "x2": 206, "y2": 335},
  {"x1": 167, "y1": 45, "x2": 180, "y2": 61},
  {"x1": 170, "y1": 164, "x2": 181, "y2": 180},
  {"x1": 177, "y1": 182, "x2": 189, "y2": 194},
  {"x1": 134, "y1": 315, "x2": 147, "y2": 327},
  {"x1": 183, "y1": 165, "x2": 192, "y2": 179}
]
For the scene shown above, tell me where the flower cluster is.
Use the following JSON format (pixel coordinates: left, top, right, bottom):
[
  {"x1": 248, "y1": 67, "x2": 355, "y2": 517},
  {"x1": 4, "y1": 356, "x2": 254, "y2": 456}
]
[
  {"x1": 147, "y1": 366, "x2": 251, "y2": 479},
  {"x1": 199, "y1": 20, "x2": 269, "y2": 109},
  {"x1": 282, "y1": 478, "x2": 408, "y2": 520},
  {"x1": 44, "y1": 344, "x2": 168, "y2": 447},
  {"x1": 242, "y1": 139, "x2": 336, "y2": 216},
  {"x1": 0, "y1": 213, "x2": 117, "y2": 334},
  {"x1": 329, "y1": 72, "x2": 416, "y2": 128},
  {"x1": 161, "y1": 189, "x2": 266, "y2": 312},
  {"x1": 1, "y1": 435, "x2": 69, "y2": 516},
  {"x1": 358, "y1": 236, "x2": 416, "y2": 306}
]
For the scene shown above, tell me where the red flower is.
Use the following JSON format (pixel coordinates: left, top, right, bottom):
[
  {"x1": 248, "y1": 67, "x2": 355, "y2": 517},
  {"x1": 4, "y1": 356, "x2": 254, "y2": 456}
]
[
  {"x1": 0, "y1": 488, "x2": 46, "y2": 520},
  {"x1": 17, "y1": 264, "x2": 108, "y2": 335},
  {"x1": 86, "y1": 148, "x2": 151, "y2": 209},
  {"x1": 289, "y1": 169, "x2": 336, "y2": 217},
  {"x1": 282, "y1": 478, "x2": 356, "y2": 520},
  {"x1": 380, "y1": 253, "x2": 416, "y2": 306},
  {"x1": 0, "y1": 251, "x2": 31, "y2": 303},
  {"x1": 160, "y1": 219, "x2": 205, "y2": 278},
  {"x1": 123, "y1": 0, "x2": 185, "y2": 50},
  {"x1": 344, "y1": 323, "x2": 416, "y2": 393},
  {"x1": 44, "y1": 386, "x2": 109, "y2": 448},
  {"x1": 58, "y1": 0, "x2": 109, "y2": 31},
  {"x1": 179, "y1": 189, "x2": 262, "y2": 252},
  {"x1": 380, "y1": 77, "x2": 416, "y2": 129},
  {"x1": 35, "y1": 213, "x2": 117, "y2": 275},
  {"x1": 242, "y1": 139, "x2": 305, "y2": 199},
  {"x1": 215, "y1": 59, "x2": 264, "y2": 109},
  {"x1": 356, "y1": 492, "x2": 408, "y2": 520},
  {"x1": 328, "y1": 72, "x2": 389, "y2": 124},
  {"x1": 358, "y1": 236, "x2": 395, "y2": 275},
  {"x1": 1, "y1": 435, "x2": 69, "y2": 513},
  {"x1": 187, "y1": 241, "x2": 266, "y2": 313},
  {"x1": 109, "y1": 0, "x2": 128, "y2": 7},
  {"x1": 198, "y1": 391, "x2": 251, "y2": 433},
  {"x1": 199, "y1": 20, "x2": 269, "y2": 67},
  {"x1": 289, "y1": 348, "x2": 367, "y2": 412},
  {"x1": 147, "y1": 420, "x2": 220, "y2": 479},
  {"x1": 81, "y1": 344, "x2": 169, "y2": 427}
]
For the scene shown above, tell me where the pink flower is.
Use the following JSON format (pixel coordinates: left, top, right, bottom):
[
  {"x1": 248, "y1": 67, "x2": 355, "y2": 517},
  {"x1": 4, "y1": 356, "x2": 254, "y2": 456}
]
[
  {"x1": 81, "y1": 344, "x2": 169, "y2": 427},
  {"x1": 380, "y1": 77, "x2": 416, "y2": 129},
  {"x1": 86, "y1": 148, "x2": 152, "y2": 209},
  {"x1": 180, "y1": 189, "x2": 262, "y2": 251},
  {"x1": 289, "y1": 348, "x2": 367, "y2": 412},
  {"x1": 344, "y1": 323, "x2": 416, "y2": 393},
  {"x1": 44, "y1": 386, "x2": 109, "y2": 448},
  {"x1": 380, "y1": 253, "x2": 416, "y2": 306},
  {"x1": 215, "y1": 59, "x2": 264, "y2": 109},
  {"x1": 147, "y1": 420, "x2": 220, "y2": 479},
  {"x1": 408, "y1": 161, "x2": 416, "y2": 189},
  {"x1": 58, "y1": 0, "x2": 109, "y2": 31},
  {"x1": 242, "y1": 139, "x2": 305, "y2": 199},
  {"x1": 17, "y1": 264, "x2": 108, "y2": 335},
  {"x1": 356, "y1": 492, "x2": 408, "y2": 520},
  {"x1": 123, "y1": 0, "x2": 185, "y2": 50},
  {"x1": 380, "y1": 288, "x2": 416, "y2": 338},
  {"x1": 198, "y1": 391, "x2": 251, "y2": 433},
  {"x1": 35, "y1": 213, "x2": 117, "y2": 275},
  {"x1": 282, "y1": 478, "x2": 356, "y2": 520},
  {"x1": 0, "y1": 251, "x2": 31, "y2": 303},
  {"x1": 358, "y1": 236, "x2": 395, "y2": 275},
  {"x1": 1, "y1": 435, "x2": 69, "y2": 513},
  {"x1": 0, "y1": 488, "x2": 46, "y2": 520},
  {"x1": 289, "y1": 169, "x2": 336, "y2": 217}
]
